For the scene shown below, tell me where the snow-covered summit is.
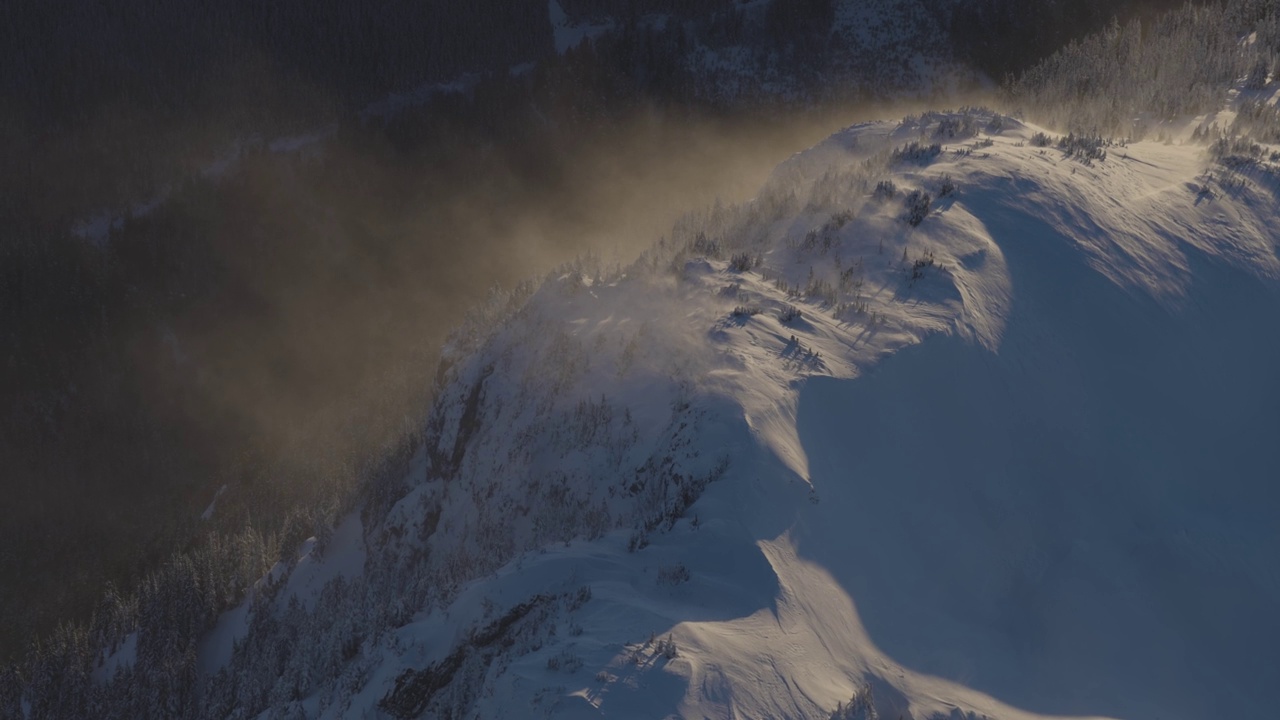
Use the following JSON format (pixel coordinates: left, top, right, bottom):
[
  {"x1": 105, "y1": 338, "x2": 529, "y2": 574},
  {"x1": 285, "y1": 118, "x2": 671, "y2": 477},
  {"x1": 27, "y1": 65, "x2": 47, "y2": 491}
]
[{"x1": 36, "y1": 109, "x2": 1280, "y2": 720}]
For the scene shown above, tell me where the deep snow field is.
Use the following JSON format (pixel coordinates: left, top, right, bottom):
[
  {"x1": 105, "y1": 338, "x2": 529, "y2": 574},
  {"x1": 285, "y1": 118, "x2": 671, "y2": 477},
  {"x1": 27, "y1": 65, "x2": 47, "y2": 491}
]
[{"x1": 159, "y1": 108, "x2": 1280, "y2": 720}]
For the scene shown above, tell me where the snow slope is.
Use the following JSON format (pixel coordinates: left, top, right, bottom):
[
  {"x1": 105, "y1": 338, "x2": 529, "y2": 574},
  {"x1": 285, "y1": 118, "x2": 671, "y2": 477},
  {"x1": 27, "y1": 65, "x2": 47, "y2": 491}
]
[{"x1": 190, "y1": 109, "x2": 1280, "y2": 720}]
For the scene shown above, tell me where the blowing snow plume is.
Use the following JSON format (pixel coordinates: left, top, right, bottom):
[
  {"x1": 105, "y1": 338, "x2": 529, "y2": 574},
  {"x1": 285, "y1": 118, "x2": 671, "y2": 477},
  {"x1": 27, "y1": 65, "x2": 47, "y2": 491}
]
[
  {"x1": 18, "y1": 105, "x2": 1279, "y2": 720},
  {"x1": 0, "y1": 0, "x2": 1054, "y2": 657},
  {"x1": 0, "y1": 90, "x2": 897, "y2": 659}
]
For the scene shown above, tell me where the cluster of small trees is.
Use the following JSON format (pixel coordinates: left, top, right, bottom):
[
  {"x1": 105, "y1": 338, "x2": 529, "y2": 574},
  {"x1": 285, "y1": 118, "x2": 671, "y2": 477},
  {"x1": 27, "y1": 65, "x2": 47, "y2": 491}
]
[
  {"x1": 903, "y1": 190, "x2": 933, "y2": 226},
  {"x1": 829, "y1": 683, "x2": 878, "y2": 720},
  {"x1": 730, "y1": 252, "x2": 762, "y2": 272},
  {"x1": 1057, "y1": 132, "x2": 1109, "y2": 163},
  {"x1": 910, "y1": 251, "x2": 938, "y2": 281},
  {"x1": 891, "y1": 141, "x2": 944, "y2": 165}
]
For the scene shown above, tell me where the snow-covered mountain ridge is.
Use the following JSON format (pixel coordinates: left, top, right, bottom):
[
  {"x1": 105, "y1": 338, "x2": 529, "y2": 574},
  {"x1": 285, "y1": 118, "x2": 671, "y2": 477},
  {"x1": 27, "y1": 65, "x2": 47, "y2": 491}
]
[{"x1": 38, "y1": 108, "x2": 1280, "y2": 720}]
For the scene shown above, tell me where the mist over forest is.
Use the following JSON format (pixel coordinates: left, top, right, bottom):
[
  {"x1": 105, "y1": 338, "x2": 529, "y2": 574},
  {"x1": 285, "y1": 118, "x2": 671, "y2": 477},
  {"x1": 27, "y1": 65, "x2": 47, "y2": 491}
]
[{"x1": 0, "y1": 0, "x2": 1203, "y2": 668}]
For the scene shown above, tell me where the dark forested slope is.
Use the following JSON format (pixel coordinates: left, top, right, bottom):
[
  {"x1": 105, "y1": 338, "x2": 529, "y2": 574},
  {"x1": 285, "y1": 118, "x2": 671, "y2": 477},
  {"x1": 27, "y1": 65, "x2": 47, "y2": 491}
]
[{"x1": 0, "y1": 0, "x2": 1209, "y2": 661}]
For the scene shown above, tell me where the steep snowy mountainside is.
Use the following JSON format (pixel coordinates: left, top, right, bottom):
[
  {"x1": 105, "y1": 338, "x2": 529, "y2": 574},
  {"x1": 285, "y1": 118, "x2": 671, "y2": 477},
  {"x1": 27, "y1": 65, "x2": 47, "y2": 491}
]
[
  {"x1": 34, "y1": 108, "x2": 1280, "y2": 720},
  {"x1": 366, "y1": 112, "x2": 1277, "y2": 720}
]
